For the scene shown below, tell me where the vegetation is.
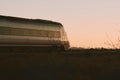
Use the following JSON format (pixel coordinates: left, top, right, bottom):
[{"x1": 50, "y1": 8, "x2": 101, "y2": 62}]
[{"x1": 0, "y1": 47, "x2": 120, "y2": 80}]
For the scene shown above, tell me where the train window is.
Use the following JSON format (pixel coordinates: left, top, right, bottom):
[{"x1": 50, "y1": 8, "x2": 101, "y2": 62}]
[
  {"x1": 10, "y1": 28, "x2": 16, "y2": 35},
  {"x1": 48, "y1": 31, "x2": 54, "y2": 37},
  {"x1": 47, "y1": 31, "x2": 60, "y2": 38},
  {"x1": 37, "y1": 30, "x2": 42, "y2": 36},
  {"x1": 11, "y1": 28, "x2": 17, "y2": 35},
  {"x1": 0, "y1": 26, "x2": 10, "y2": 35},
  {"x1": 40, "y1": 30, "x2": 48, "y2": 37},
  {"x1": 0, "y1": 27, "x2": 4, "y2": 34},
  {"x1": 0, "y1": 26, "x2": 60, "y2": 38},
  {"x1": 11, "y1": 28, "x2": 24, "y2": 36},
  {"x1": 31, "y1": 30, "x2": 36, "y2": 36},
  {"x1": 23, "y1": 29, "x2": 30, "y2": 36},
  {"x1": 54, "y1": 31, "x2": 60, "y2": 38},
  {"x1": 36, "y1": 30, "x2": 41, "y2": 36}
]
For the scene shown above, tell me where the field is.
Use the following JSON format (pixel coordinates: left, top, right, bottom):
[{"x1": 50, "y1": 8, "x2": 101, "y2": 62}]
[{"x1": 0, "y1": 46, "x2": 120, "y2": 80}]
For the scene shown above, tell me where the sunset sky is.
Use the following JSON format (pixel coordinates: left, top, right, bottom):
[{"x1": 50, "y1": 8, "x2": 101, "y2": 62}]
[{"x1": 0, "y1": 0, "x2": 120, "y2": 48}]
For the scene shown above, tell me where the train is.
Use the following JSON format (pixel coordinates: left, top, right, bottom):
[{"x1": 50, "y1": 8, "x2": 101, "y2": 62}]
[{"x1": 0, "y1": 15, "x2": 70, "y2": 50}]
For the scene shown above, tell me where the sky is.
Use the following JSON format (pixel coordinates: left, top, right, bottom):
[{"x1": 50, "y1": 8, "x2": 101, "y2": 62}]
[{"x1": 0, "y1": 0, "x2": 120, "y2": 48}]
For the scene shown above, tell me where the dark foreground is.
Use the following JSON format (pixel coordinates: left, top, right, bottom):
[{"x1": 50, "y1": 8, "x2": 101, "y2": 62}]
[{"x1": 0, "y1": 46, "x2": 120, "y2": 80}]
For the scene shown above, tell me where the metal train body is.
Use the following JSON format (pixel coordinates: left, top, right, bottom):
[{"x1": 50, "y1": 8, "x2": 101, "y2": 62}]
[{"x1": 0, "y1": 15, "x2": 70, "y2": 49}]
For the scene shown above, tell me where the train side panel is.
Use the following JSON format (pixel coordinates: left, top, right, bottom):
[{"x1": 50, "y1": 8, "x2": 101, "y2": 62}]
[{"x1": 0, "y1": 16, "x2": 70, "y2": 49}]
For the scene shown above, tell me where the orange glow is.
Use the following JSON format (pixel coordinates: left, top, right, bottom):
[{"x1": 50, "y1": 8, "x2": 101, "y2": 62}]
[{"x1": 0, "y1": 0, "x2": 120, "y2": 48}]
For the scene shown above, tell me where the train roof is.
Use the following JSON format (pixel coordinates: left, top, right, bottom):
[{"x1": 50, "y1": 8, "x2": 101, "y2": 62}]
[{"x1": 0, "y1": 15, "x2": 63, "y2": 26}]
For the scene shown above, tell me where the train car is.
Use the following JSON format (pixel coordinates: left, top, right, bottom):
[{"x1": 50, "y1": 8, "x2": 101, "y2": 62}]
[{"x1": 0, "y1": 15, "x2": 70, "y2": 50}]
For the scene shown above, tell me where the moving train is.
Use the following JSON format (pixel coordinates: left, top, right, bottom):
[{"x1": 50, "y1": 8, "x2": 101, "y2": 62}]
[{"x1": 0, "y1": 15, "x2": 70, "y2": 50}]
